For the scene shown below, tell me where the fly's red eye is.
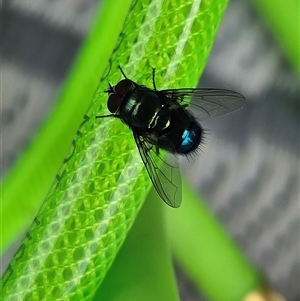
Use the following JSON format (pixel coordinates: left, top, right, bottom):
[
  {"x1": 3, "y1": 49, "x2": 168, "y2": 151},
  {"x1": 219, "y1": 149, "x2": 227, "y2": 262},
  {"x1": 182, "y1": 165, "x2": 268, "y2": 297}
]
[
  {"x1": 107, "y1": 94, "x2": 121, "y2": 113},
  {"x1": 115, "y1": 79, "x2": 134, "y2": 96}
]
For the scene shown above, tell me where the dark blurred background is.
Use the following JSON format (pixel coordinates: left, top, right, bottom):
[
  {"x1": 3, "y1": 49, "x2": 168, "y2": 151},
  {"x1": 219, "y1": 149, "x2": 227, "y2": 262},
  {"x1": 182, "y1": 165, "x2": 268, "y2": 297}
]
[{"x1": 1, "y1": 0, "x2": 299, "y2": 300}]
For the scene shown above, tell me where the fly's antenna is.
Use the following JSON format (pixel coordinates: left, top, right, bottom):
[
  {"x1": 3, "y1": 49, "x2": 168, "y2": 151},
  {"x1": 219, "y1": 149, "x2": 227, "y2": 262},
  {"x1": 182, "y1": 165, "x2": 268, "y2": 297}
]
[
  {"x1": 118, "y1": 65, "x2": 128, "y2": 79},
  {"x1": 104, "y1": 83, "x2": 114, "y2": 93},
  {"x1": 151, "y1": 67, "x2": 157, "y2": 91}
]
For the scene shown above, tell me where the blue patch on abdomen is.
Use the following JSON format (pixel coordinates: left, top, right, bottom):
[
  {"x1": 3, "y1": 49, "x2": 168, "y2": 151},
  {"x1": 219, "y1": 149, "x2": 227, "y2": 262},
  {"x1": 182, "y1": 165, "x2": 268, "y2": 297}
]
[{"x1": 177, "y1": 125, "x2": 202, "y2": 154}]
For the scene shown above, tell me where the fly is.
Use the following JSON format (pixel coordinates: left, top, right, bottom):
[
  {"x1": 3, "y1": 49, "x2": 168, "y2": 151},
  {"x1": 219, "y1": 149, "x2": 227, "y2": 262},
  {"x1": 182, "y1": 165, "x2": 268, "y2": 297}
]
[{"x1": 96, "y1": 66, "x2": 245, "y2": 208}]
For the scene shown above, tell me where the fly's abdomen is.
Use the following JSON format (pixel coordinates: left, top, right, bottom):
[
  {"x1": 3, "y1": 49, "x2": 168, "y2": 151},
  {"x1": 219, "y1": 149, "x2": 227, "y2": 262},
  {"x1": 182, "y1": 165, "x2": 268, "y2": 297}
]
[{"x1": 157, "y1": 110, "x2": 203, "y2": 154}]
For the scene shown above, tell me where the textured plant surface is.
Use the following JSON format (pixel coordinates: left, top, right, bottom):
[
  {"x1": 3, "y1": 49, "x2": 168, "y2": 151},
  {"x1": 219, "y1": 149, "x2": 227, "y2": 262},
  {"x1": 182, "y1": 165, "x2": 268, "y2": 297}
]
[{"x1": 1, "y1": 0, "x2": 231, "y2": 300}]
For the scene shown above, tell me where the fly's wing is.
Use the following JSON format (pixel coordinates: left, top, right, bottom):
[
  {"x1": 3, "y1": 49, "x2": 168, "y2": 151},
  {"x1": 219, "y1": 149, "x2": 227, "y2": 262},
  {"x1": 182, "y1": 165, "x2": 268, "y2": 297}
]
[
  {"x1": 133, "y1": 133, "x2": 182, "y2": 208},
  {"x1": 160, "y1": 88, "x2": 246, "y2": 121}
]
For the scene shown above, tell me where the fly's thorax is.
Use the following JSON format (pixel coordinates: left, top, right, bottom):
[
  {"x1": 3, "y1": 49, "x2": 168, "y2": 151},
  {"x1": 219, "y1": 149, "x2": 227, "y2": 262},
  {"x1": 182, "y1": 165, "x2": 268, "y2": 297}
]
[{"x1": 120, "y1": 87, "x2": 171, "y2": 131}]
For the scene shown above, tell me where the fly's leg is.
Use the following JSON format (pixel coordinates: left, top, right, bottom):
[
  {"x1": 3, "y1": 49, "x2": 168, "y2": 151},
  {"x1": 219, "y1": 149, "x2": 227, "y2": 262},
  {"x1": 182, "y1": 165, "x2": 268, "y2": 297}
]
[{"x1": 152, "y1": 67, "x2": 157, "y2": 91}]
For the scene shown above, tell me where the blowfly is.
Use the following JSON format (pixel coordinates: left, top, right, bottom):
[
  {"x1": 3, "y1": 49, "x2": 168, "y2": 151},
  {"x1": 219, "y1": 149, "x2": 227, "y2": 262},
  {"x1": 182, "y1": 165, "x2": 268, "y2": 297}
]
[{"x1": 96, "y1": 66, "x2": 245, "y2": 208}]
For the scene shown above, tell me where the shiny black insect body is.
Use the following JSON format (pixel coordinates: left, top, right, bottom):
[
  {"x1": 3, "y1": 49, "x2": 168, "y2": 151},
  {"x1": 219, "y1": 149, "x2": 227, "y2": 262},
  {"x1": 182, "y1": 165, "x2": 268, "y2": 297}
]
[{"x1": 96, "y1": 67, "x2": 245, "y2": 208}]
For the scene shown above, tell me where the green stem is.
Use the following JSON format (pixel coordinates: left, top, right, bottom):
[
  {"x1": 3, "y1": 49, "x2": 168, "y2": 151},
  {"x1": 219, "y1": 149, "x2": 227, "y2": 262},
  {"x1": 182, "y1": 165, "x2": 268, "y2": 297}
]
[
  {"x1": 1, "y1": 0, "x2": 229, "y2": 300},
  {"x1": 93, "y1": 189, "x2": 180, "y2": 301},
  {"x1": 165, "y1": 179, "x2": 262, "y2": 301},
  {"x1": 251, "y1": 0, "x2": 300, "y2": 74},
  {"x1": 1, "y1": 0, "x2": 132, "y2": 252}
]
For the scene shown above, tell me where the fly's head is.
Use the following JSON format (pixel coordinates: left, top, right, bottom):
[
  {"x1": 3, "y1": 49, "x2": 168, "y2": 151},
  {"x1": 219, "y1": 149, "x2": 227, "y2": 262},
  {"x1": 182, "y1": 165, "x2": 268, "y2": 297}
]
[{"x1": 106, "y1": 79, "x2": 136, "y2": 114}]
